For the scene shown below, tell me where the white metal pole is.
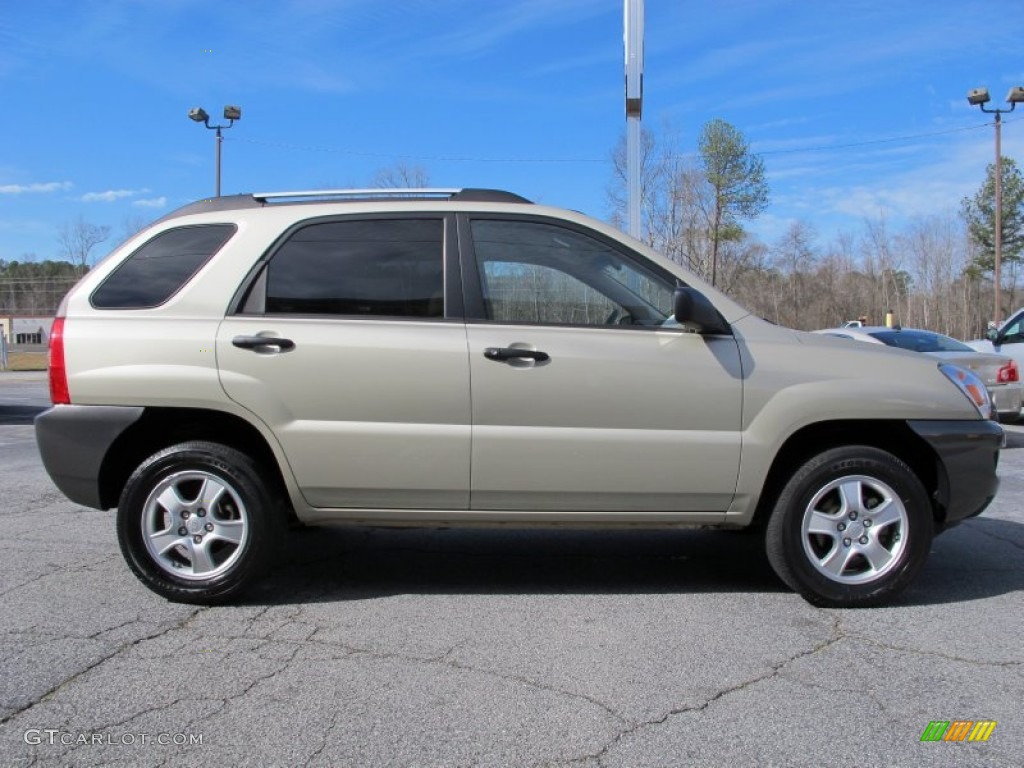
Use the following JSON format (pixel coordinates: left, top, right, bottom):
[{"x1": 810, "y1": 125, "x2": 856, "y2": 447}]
[
  {"x1": 627, "y1": 118, "x2": 641, "y2": 238},
  {"x1": 624, "y1": 0, "x2": 644, "y2": 240}
]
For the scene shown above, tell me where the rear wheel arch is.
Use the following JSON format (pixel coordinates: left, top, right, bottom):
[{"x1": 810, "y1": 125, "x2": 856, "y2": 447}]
[{"x1": 98, "y1": 407, "x2": 295, "y2": 523}]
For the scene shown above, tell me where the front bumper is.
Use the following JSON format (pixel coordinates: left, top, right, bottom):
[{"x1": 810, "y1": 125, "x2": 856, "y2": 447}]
[{"x1": 908, "y1": 419, "x2": 1002, "y2": 529}]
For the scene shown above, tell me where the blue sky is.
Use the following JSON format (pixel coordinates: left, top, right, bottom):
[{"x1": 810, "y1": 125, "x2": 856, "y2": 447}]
[{"x1": 1, "y1": 0, "x2": 1022, "y2": 262}]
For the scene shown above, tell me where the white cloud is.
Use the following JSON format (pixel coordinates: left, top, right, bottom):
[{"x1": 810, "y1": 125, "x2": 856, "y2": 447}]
[
  {"x1": 81, "y1": 188, "x2": 141, "y2": 202},
  {"x1": 132, "y1": 196, "x2": 167, "y2": 208},
  {"x1": 0, "y1": 181, "x2": 72, "y2": 194}
]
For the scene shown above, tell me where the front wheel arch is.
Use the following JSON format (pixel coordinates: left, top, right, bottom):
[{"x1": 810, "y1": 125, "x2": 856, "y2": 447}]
[{"x1": 750, "y1": 420, "x2": 942, "y2": 533}]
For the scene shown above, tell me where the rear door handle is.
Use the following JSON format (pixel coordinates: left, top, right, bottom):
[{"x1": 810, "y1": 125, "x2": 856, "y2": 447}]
[
  {"x1": 484, "y1": 347, "x2": 549, "y2": 363},
  {"x1": 232, "y1": 334, "x2": 295, "y2": 352}
]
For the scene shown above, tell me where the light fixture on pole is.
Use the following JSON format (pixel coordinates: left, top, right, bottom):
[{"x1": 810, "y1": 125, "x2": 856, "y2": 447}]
[
  {"x1": 188, "y1": 105, "x2": 242, "y2": 197},
  {"x1": 967, "y1": 86, "x2": 1024, "y2": 325}
]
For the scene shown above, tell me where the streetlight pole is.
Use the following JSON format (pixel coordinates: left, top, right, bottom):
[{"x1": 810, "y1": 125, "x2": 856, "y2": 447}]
[
  {"x1": 188, "y1": 105, "x2": 242, "y2": 197},
  {"x1": 967, "y1": 86, "x2": 1024, "y2": 325},
  {"x1": 624, "y1": 0, "x2": 644, "y2": 240}
]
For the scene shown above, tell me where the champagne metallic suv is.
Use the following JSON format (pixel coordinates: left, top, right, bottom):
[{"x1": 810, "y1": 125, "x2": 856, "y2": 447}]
[{"x1": 35, "y1": 188, "x2": 1003, "y2": 607}]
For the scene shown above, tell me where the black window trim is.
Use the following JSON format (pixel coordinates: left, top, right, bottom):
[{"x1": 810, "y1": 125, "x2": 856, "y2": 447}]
[
  {"x1": 229, "y1": 212, "x2": 462, "y2": 321},
  {"x1": 456, "y1": 212, "x2": 688, "y2": 332},
  {"x1": 89, "y1": 223, "x2": 237, "y2": 310}
]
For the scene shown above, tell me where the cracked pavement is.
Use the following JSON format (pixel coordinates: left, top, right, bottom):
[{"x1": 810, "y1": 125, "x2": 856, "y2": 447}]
[{"x1": 1, "y1": 375, "x2": 1022, "y2": 766}]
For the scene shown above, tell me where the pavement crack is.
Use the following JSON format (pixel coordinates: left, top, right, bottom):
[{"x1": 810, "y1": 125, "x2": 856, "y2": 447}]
[
  {"x1": 850, "y1": 634, "x2": 1022, "y2": 668},
  {"x1": 571, "y1": 615, "x2": 844, "y2": 767},
  {"x1": 0, "y1": 555, "x2": 121, "y2": 598},
  {"x1": 0, "y1": 606, "x2": 208, "y2": 727},
  {"x1": 301, "y1": 635, "x2": 628, "y2": 727}
]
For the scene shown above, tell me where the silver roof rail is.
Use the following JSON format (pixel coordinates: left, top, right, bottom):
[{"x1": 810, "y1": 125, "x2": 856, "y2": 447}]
[
  {"x1": 252, "y1": 188, "x2": 532, "y2": 204},
  {"x1": 253, "y1": 189, "x2": 460, "y2": 202}
]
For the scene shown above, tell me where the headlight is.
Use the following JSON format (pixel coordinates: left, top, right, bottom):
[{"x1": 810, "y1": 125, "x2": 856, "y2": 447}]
[{"x1": 939, "y1": 363, "x2": 994, "y2": 419}]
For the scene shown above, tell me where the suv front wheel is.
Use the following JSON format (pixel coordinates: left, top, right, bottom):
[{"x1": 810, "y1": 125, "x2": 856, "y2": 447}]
[
  {"x1": 765, "y1": 446, "x2": 934, "y2": 608},
  {"x1": 116, "y1": 441, "x2": 282, "y2": 604}
]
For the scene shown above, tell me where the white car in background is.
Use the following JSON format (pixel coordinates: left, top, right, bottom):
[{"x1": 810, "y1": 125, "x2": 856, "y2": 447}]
[
  {"x1": 966, "y1": 307, "x2": 1024, "y2": 380},
  {"x1": 816, "y1": 325, "x2": 1023, "y2": 422}
]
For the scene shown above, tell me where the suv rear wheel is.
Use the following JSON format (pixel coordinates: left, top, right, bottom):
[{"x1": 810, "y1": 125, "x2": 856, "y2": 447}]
[
  {"x1": 116, "y1": 441, "x2": 282, "y2": 604},
  {"x1": 765, "y1": 446, "x2": 933, "y2": 607}
]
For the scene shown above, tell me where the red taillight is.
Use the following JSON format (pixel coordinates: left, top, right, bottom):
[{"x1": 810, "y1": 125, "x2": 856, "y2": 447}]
[
  {"x1": 48, "y1": 316, "x2": 70, "y2": 404},
  {"x1": 997, "y1": 359, "x2": 1019, "y2": 384}
]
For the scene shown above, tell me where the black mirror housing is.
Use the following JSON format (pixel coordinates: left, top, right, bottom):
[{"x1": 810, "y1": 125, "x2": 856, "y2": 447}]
[{"x1": 673, "y1": 286, "x2": 731, "y2": 335}]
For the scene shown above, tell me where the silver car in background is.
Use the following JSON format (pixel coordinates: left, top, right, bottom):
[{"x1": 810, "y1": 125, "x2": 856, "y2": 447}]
[{"x1": 815, "y1": 326, "x2": 1022, "y2": 422}]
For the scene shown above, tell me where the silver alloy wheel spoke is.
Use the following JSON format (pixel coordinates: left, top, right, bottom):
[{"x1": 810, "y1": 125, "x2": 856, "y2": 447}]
[
  {"x1": 189, "y1": 540, "x2": 217, "y2": 574},
  {"x1": 820, "y1": 542, "x2": 856, "y2": 577},
  {"x1": 838, "y1": 479, "x2": 864, "y2": 517},
  {"x1": 859, "y1": 538, "x2": 895, "y2": 573},
  {"x1": 801, "y1": 474, "x2": 908, "y2": 585},
  {"x1": 211, "y1": 519, "x2": 245, "y2": 545},
  {"x1": 141, "y1": 470, "x2": 249, "y2": 581},
  {"x1": 199, "y1": 477, "x2": 228, "y2": 509},
  {"x1": 156, "y1": 485, "x2": 187, "y2": 517},
  {"x1": 148, "y1": 528, "x2": 187, "y2": 556},
  {"x1": 806, "y1": 510, "x2": 839, "y2": 537},
  {"x1": 870, "y1": 500, "x2": 902, "y2": 530}
]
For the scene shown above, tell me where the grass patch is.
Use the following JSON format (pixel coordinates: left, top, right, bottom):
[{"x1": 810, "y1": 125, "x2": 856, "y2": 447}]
[{"x1": 5, "y1": 351, "x2": 47, "y2": 371}]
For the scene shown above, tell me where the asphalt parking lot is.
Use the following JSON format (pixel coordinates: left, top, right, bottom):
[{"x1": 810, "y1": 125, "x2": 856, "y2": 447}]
[{"x1": 0, "y1": 371, "x2": 1021, "y2": 767}]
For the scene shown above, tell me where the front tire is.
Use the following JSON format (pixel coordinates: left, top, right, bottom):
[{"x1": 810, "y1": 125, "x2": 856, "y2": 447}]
[
  {"x1": 765, "y1": 446, "x2": 933, "y2": 608},
  {"x1": 117, "y1": 441, "x2": 283, "y2": 604}
]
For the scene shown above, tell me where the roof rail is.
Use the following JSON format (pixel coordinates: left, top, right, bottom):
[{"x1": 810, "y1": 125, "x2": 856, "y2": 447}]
[{"x1": 251, "y1": 188, "x2": 532, "y2": 204}]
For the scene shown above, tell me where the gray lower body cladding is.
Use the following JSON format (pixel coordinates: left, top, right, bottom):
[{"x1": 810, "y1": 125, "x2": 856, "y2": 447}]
[
  {"x1": 907, "y1": 419, "x2": 1003, "y2": 528},
  {"x1": 35, "y1": 405, "x2": 144, "y2": 509}
]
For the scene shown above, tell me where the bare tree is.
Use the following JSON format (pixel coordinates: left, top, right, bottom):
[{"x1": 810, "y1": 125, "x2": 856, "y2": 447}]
[
  {"x1": 370, "y1": 163, "x2": 431, "y2": 188},
  {"x1": 57, "y1": 215, "x2": 110, "y2": 269}
]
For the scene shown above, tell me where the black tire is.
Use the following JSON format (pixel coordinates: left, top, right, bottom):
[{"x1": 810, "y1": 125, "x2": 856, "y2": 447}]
[
  {"x1": 765, "y1": 446, "x2": 933, "y2": 608},
  {"x1": 117, "y1": 441, "x2": 284, "y2": 604}
]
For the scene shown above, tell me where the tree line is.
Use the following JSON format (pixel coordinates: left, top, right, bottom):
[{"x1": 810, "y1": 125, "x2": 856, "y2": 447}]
[
  {"x1": 608, "y1": 123, "x2": 1022, "y2": 340},
  {"x1": 0, "y1": 260, "x2": 85, "y2": 315}
]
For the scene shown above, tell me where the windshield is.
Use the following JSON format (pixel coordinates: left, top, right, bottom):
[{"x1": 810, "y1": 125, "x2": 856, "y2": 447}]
[{"x1": 868, "y1": 329, "x2": 973, "y2": 353}]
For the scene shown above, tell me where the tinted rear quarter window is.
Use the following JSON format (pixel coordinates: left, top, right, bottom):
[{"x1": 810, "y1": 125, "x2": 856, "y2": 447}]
[{"x1": 91, "y1": 224, "x2": 236, "y2": 309}]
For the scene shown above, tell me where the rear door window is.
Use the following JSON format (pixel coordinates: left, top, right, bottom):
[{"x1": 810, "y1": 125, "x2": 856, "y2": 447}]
[{"x1": 263, "y1": 218, "x2": 444, "y2": 317}]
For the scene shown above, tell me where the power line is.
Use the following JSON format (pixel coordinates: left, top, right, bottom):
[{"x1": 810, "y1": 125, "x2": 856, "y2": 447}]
[{"x1": 758, "y1": 119, "x2": 1004, "y2": 156}]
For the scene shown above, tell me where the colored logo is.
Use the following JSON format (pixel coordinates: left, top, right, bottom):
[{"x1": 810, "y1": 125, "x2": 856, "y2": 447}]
[{"x1": 920, "y1": 720, "x2": 996, "y2": 742}]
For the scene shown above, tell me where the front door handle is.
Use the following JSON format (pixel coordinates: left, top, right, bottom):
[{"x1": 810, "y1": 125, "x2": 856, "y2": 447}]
[
  {"x1": 232, "y1": 334, "x2": 295, "y2": 352},
  {"x1": 484, "y1": 347, "x2": 549, "y2": 363}
]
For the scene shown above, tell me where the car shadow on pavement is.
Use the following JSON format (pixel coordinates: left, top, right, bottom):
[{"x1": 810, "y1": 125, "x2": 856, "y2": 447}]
[
  {"x1": 895, "y1": 516, "x2": 1024, "y2": 607},
  {"x1": 241, "y1": 516, "x2": 1023, "y2": 608},
  {"x1": 247, "y1": 526, "x2": 789, "y2": 605}
]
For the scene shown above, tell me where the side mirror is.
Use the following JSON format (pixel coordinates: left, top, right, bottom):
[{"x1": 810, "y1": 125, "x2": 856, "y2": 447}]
[
  {"x1": 673, "y1": 286, "x2": 730, "y2": 335},
  {"x1": 986, "y1": 327, "x2": 1000, "y2": 342}
]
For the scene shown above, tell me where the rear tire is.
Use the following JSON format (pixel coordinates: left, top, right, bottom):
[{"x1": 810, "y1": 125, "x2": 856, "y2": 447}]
[
  {"x1": 117, "y1": 441, "x2": 284, "y2": 604},
  {"x1": 765, "y1": 446, "x2": 933, "y2": 608}
]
